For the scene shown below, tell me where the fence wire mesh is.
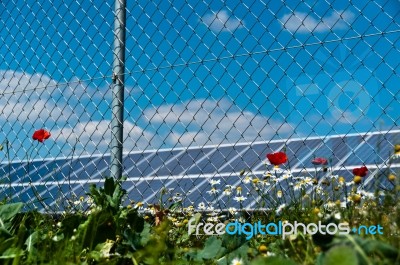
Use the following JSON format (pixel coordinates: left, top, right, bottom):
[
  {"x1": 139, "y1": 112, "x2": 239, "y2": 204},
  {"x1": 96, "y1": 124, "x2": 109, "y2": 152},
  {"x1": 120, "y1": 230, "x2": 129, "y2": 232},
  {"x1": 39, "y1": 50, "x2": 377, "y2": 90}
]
[{"x1": 1, "y1": 0, "x2": 400, "y2": 212}]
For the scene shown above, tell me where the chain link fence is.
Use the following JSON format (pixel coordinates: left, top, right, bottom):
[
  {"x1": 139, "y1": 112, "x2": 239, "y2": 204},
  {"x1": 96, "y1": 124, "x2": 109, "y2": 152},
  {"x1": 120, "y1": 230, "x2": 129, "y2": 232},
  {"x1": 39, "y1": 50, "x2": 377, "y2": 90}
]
[{"x1": 1, "y1": 0, "x2": 400, "y2": 212}]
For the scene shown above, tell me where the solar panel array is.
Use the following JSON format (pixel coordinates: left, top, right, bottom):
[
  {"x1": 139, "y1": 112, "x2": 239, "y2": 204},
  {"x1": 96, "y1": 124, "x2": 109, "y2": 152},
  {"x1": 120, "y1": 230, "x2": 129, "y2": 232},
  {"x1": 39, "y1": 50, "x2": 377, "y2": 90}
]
[{"x1": 1, "y1": 130, "x2": 399, "y2": 211}]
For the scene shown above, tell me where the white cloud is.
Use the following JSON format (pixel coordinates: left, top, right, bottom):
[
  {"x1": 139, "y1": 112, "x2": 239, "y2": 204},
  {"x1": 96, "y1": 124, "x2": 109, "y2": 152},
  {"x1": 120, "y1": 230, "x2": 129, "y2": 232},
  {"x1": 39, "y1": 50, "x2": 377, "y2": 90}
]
[
  {"x1": 280, "y1": 10, "x2": 355, "y2": 33},
  {"x1": 143, "y1": 98, "x2": 293, "y2": 147},
  {"x1": 52, "y1": 120, "x2": 157, "y2": 156},
  {"x1": 202, "y1": 10, "x2": 244, "y2": 32}
]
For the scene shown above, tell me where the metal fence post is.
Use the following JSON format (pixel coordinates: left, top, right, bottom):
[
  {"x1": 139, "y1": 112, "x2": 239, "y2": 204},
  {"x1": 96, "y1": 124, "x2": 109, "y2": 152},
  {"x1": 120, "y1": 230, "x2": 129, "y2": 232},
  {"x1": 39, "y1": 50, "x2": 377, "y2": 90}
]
[{"x1": 110, "y1": 0, "x2": 126, "y2": 179}]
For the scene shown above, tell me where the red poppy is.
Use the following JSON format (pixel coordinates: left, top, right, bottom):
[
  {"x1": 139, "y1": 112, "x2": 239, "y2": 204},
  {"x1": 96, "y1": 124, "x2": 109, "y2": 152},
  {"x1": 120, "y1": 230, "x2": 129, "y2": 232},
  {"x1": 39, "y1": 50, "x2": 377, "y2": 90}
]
[
  {"x1": 32, "y1": 129, "x2": 51, "y2": 143},
  {"x1": 267, "y1": 152, "x2": 288, "y2": 166},
  {"x1": 312, "y1": 157, "x2": 328, "y2": 165},
  {"x1": 352, "y1": 166, "x2": 368, "y2": 177}
]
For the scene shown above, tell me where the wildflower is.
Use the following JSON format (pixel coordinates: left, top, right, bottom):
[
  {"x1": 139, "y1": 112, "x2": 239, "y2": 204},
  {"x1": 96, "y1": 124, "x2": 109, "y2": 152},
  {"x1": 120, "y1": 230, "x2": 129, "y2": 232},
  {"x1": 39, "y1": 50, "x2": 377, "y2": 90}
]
[
  {"x1": 207, "y1": 187, "x2": 219, "y2": 195},
  {"x1": 293, "y1": 183, "x2": 302, "y2": 191},
  {"x1": 352, "y1": 166, "x2": 368, "y2": 177},
  {"x1": 236, "y1": 186, "x2": 242, "y2": 195},
  {"x1": 209, "y1": 179, "x2": 220, "y2": 186},
  {"x1": 206, "y1": 205, "x2": 215, "y2": 211},
  {"x1": 32, "y1": 129, "x2": 51, "y2": 143},
  {"x1": 233, "y1": 196, "x2": 246, "y2": 202},
  {"x1": 228, "y1": 207, "x2": 237, "y2": 215},
  {"x1": 353, "y1": 175, "x2": 362, "y2": 184},
  {"x1": 312, "y1": 157, "x2": 328, "y2": 165},
  {"x1": 393, "y1": 144, "x2": 400, "y2": 159},
  {"x1": 388, "y1": 174, "x2": 396, "y2": 181},
  {"x1": 172, "y1": 195, "x2": 182, "y2": 202},
  {"x1": 321, "y1": 179, "x2": 330, "y2": 186},
  {"x1": 231, "y1": 257, "x2": 244, "y2": 265},
  {"x1": 328, "y1": 174, "x2": 339, "y2": 180},
  {"x1": 258, "y1": 244, "x2": 268, "y2": 253},
  {"x1": 312, "y1": 208, "x2": 320, "y2": 214},
  {"x1": 277, "y1": 190, "x2": 283, "y2": 198},
  {"x1": 251, "y1": 177, "x2": 260, "y2": 184},
  {"x1": 184, "y1": 205, "x2": 194, "y2": 214},
  {"x1": 338, "y1": 176, "x2": 345, "y2": 184},
  {"x1": 223, "y1": 188, "x2": 232, "y2": 196},
  {"x1": 352, "y1": 194, "x2": 362, "y2": 204},
  {"x1": 324, "y1": 201, "x2": 336, "y2": 211},
  {"x1": 334, "y1": 212, "x2": 341, "y2": 220},
  {"x1": 263, "y1": 171, "x2": 273, "y2": 179},
  {"x1": 243, "y1": 175, "x2": 252, "y2": 184},
  {"x1": 266, "y1": 152, "x2": 288, "y2": 166},
  {"x1": 206, "y1": 216, "x2": 219, "y2": 223},
  {"x1": 135, "y1": 201, "x2": 144, "y2": 210},
  {"x1": 359, "y1": 190, "x2": 375, "y2": 199},
  {"x1": 171, "y1": 193, "x2": 182, "y2": 202},
  {"x1": 198, "y1": 202, "x2": 206, "y2": 210}
]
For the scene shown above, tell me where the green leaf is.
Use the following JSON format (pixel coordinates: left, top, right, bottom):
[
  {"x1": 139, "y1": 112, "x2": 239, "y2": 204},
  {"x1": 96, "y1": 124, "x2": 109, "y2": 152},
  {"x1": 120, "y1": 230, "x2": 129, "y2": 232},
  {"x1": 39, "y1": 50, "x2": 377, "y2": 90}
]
[
  {"x1": 361, "y1": 239, "x2": 398, "y2": 260},
  {"x1": 25, "y1": 231, "x2": 39, "y2": 252},
  {"x1": 0, "y1": 247, "x2": 24, "y2": 259},
  {"x1": 0, "y1": 237, "x2": 15, "y2": 254},
  {"x1": 198, "y1": 237, "x2": 223, "y2": 260},
  {"x1": 93, "y1": 241, "x2": 114, "y2": 259},
  {"x1": 0, "y1": 203, "x2": 23, "y2": 229},
  {"x1": 139, "y1": 222, "x2": 152, "y2": 246},
  {"x1": 104, "y1": 177, "x2": 115, "y2": 196},
  {"x1": 323, "y1": 246, "x2": 358, "y2": 265}
]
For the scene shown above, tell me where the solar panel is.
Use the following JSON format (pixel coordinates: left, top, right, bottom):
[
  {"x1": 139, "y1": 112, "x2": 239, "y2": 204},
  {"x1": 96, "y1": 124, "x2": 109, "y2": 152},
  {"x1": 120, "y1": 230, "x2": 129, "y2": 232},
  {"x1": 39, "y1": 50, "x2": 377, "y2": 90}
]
[{"x1": 1, "y1": 130, "x2": 399, "y2": 211}]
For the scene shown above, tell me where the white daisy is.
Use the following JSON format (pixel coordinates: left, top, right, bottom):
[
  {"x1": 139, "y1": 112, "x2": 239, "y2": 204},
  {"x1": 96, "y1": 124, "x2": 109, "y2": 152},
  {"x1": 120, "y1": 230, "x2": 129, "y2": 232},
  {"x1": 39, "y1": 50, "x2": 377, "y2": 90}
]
[
  {"x1": 334, "y1": 212, "x2": 341, "y2": 220},
  {"x1": 243, "y1": 175, "x2": 252, "y2": 184},
  {"x1": 198, "y1": 202, "x2": 206, "y2": 210},
  {"x1": 228, "y1": 207, "x2": 237, "y2": 215},
  {"x1": 233, "y1": 196, "x2": 246, "y2": 202},
  {"x1": 231, "y1": 258, "x2": 244, "y2": 265},
  {"x1": 207, "y1": 188, "x2": 220, "y2": 195},
  {"x1": 390, "y1": 153, "x2": 400, "y2": 160},
  {"x1": 223, "y1": 189, "x2": 232, "y2": 196},
  {"x1": 209, "y1": 179, "x2": 221, "y2": 186},
  {"x1": 359, "y1": 190, "x2": 375, "y2": 199},
  {"x1": 206, "y1": 216, "x2": 219, "y2": 223},
  {"x1": 206, "y1": 205, "x2": 215, "y2": 211}
]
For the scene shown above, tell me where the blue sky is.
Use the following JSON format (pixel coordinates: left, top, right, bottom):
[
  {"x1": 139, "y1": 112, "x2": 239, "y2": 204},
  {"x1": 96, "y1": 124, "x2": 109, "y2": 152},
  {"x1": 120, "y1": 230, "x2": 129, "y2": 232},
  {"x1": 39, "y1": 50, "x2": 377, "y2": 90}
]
[{"x1": 1, "y1": 0, "x2": 400, "y2": 160}]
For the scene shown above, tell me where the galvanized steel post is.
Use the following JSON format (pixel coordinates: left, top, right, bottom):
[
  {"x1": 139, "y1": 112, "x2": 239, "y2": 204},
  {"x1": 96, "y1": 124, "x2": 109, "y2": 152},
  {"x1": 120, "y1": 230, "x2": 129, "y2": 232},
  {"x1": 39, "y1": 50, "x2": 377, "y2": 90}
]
[{"x1": 110, "y1": 0, "x2": 126, "y2": 179}]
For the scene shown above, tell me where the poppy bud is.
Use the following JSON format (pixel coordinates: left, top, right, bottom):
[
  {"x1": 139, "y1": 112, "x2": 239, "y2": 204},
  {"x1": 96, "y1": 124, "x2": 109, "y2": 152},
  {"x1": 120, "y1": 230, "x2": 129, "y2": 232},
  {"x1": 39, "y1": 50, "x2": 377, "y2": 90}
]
[
  {"x1": 388, "y1": 174, "x2": 396, "y2": 181},
  {"x1": 353, "y1": 176, "x2": 362, "y2": 184}
]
